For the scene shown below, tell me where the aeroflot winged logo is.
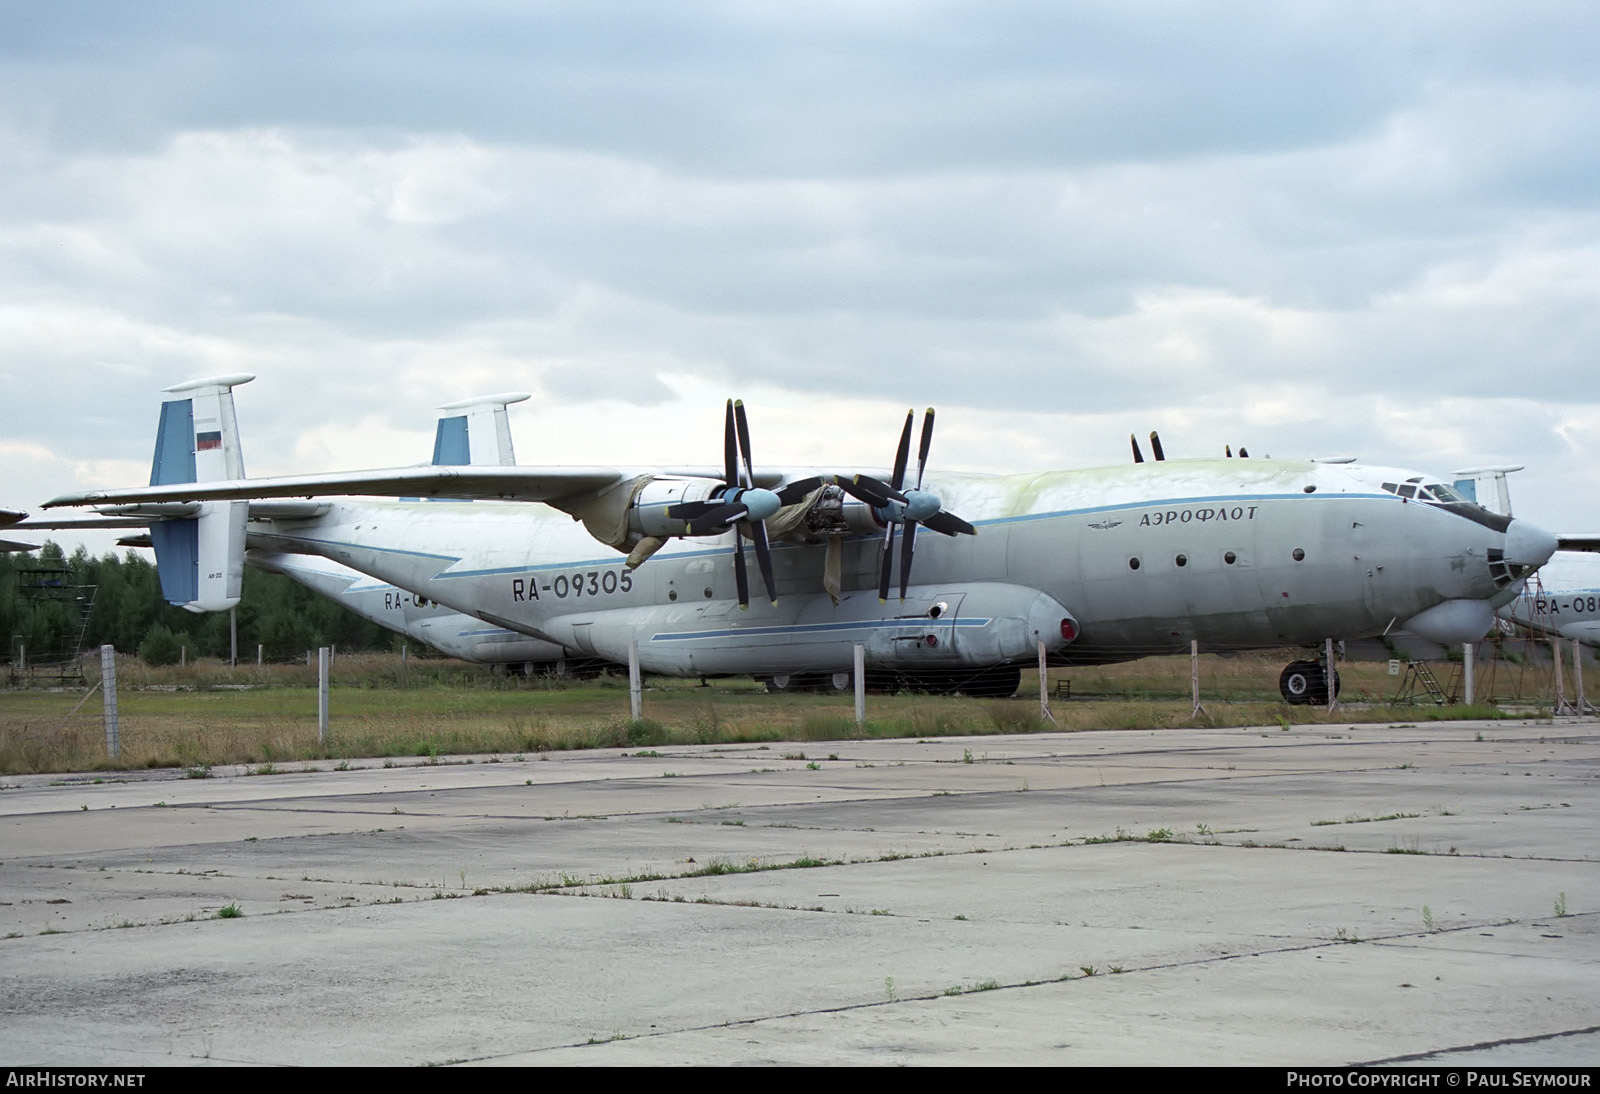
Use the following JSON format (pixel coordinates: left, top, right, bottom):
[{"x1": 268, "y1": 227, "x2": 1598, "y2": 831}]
[{"x1": 1087, "y1": 519, "x2": 1122, "y2": 530}]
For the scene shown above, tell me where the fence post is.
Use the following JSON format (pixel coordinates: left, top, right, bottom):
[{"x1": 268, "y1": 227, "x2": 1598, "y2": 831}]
[
  {"x1": 100, "y1": 645, "x2": 119, "y2": 760},
  {"x1": 854, "y1": 644, "x2": 866, "y2": 727},
  {"x1": 1573, "y1": 638, "x2": 1588, "y2": 717},
  {"x1": 1038, "y1": 639, "x2": 1056, "y2": 724},
  {"x1": 1191, "y1": 639, "x2": 1204, "y2": 717},
  {"x1": 317, "y1": 646, "x2": 330, "y2": 744},
  {"x1": 1325, "y1": 638, "x2": 1338, "y2": 713},
  {"x1": 628, "y1": 639, "x2": 642, "y2": 722}
]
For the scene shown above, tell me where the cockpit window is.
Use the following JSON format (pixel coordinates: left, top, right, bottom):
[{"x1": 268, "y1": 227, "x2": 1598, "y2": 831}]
[{"x1": 1378, "y1": 479, "x2": 1471, "y2": 506}]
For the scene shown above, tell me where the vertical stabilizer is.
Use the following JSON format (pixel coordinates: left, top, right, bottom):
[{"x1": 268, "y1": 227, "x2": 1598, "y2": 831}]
[
  {"x1": 148, "y1": 373, "x2": 255, "y2": 613},
  {"x1": 1454, "y1": 465, "x2": 1524, "y2": 518},
  {"x1": 434, "y1": 392, "x2": 530, "y2": 467}
]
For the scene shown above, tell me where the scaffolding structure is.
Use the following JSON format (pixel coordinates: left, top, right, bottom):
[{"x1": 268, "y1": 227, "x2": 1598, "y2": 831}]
[
  {"x1": 7, "y1": 560, "x2": 97, "y2": 685},
  {"x1": 1493, "y1": 573, "x2": 1595, "y2": 712}
]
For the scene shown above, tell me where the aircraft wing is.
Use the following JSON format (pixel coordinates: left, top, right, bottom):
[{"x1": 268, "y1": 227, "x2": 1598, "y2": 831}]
[
  {"x1": 12, "y1": 514, "x2": 166, "y2": 530},
  {"x1": 1558, "y1": 534, "x2": 1600, "y2": 554},
  {"x1": 43, "y1": 466, "x2": 629, "y2": 510},
  {"x1": 2, "y1": 508, "x2": 40, "y2": 548}
]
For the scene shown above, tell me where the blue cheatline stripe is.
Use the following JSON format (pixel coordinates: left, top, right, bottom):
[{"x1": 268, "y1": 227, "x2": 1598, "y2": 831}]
[
  {"x1": 267, "y1": 535, "x2": 461, "y2": 564},
  {"x1": 650, "y1": 617, "x2": 993, "y2": 643}
]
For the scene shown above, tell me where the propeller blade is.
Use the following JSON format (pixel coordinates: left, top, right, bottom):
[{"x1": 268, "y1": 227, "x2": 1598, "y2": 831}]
[
  {"x1": 723, "y1": 400, "x2": 738, "y2": 489},
  {"x1": 898, "y1": 519, "x2": 916, "y2": 600},
  {"x1": 734, "y1": 399, "x2": 756, "y2": 489},
  {"x1": 775, "y1": 476, "x2": 823, "y2": 505},
  {"x1": 913, "y1": 409, "x2": 934, "y2": 490},
  {"x1": 733, "y1": 526, "x2": 750, "y2": 609},
  {"x1": 1131, "y1": 434, "x2": 1145, "y2": 463},
  {"x1": 890, "y1": 410, "x2": 913, "y2": 491},
  {"x1": 1149, "y1": 431, "x2": 1165, "y2": 462},
  {"x1": 923, "y1": 510, "x2": 976, "y2": 537},
  {"x1": 878, "y1": 523, "x2": 896, "y2": 603},
  {"x1": 750, "y1": 519, "x2": 778, "y2": 605},
  {"x1": 684, "y1": 503, "x2": 747, "y2": 537},
  {"x1": 840, "y1": 474, "x2": 906, "y2": 508},
  {"x1": 665, "y1": 499, "x2": 722, "y2": 521}
]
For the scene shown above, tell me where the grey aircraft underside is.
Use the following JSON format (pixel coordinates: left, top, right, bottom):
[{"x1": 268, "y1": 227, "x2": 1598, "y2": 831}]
[{"x1": 39, "y1": 375, "x2": 1574, "y2": 700}]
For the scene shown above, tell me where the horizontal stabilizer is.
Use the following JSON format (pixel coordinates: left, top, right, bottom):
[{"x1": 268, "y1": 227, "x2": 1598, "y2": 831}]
[
  {"x1": 1558, "y1": 534, "x2": 1600, "y2": 554},
  {"x1": 12, "y1": 513, "x2": 170, "y2": 531},
  {"x1": 434, "y1": 392, "x2": 530, "y2": 467}
]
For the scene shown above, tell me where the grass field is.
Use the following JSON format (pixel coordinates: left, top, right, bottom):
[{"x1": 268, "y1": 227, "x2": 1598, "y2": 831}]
[{"x1": 0, "y1": 648, "x2": 1575, "y2": 775}]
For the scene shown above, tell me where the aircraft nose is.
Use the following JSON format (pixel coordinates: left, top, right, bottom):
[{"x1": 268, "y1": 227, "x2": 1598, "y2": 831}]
[{"x1": 1504, "y1": 518, "x2": 1559, "y2": 569}]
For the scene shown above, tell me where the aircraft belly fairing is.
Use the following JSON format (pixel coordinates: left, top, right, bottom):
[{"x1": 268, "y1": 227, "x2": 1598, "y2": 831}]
[{"x1": 538, "y1": 583, "x2": 1072, "y2": 676}]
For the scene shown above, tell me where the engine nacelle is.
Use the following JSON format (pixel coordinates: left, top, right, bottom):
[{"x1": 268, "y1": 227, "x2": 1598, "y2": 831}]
[
  {"x1": 560, "y1": 474, "x2": 835, "y2": 558},
  {"x1": 629, "y1": 476, "x2": 725, "y2": 539},
  {"x1": 558, "y1": 474, "x2": 724, "y2": 553}
]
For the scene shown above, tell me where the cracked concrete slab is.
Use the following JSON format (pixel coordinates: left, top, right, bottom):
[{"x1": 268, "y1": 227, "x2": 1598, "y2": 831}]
[{"x1": 0, "y1": 718, "x2": 1594, "y2": 1066}]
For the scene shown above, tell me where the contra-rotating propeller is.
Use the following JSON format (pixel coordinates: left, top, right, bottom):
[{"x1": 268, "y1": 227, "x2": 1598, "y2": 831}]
[
  {"x1": 663, "y1": 399, "x2": 821, "y2": 609},
  {"x1": 836, "y1": 408, "x2": 976, "y2": 602}
]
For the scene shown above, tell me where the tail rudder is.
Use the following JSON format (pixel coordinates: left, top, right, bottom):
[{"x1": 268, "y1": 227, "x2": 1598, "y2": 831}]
[{"x1": 148, "y1": 373, "x2": 254, "y2": 613}]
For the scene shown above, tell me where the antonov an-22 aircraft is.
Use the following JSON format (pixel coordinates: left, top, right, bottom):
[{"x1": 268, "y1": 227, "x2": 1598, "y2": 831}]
[{"x1": 43, "y1": 375, "x2": 1567, "y2": 701}]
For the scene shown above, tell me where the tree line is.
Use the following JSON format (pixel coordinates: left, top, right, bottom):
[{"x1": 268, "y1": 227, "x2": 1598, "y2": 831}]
[{"x1": 3, "y1": 544, "x2": 398, "y2": 665}]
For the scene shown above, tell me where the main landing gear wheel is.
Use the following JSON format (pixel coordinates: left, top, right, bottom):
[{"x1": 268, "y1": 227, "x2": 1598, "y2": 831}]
[
  {"x1": 763, "y1": 673, "x2": 853, "y2": 694},
  {"x1": 763, "y1": 674, "x2": 798, "y2": 694},
  {"x1": 1278, "y1": 660, "x2": 1341, "y2": 705},
  {"x1": 819, "y1": 672, "x2": 852, "y2": 694}
]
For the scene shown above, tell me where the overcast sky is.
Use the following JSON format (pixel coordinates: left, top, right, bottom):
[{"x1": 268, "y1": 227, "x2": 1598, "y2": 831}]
[{"x1": 4, "y1": 1, "x2": 1598, "y2": 571}]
